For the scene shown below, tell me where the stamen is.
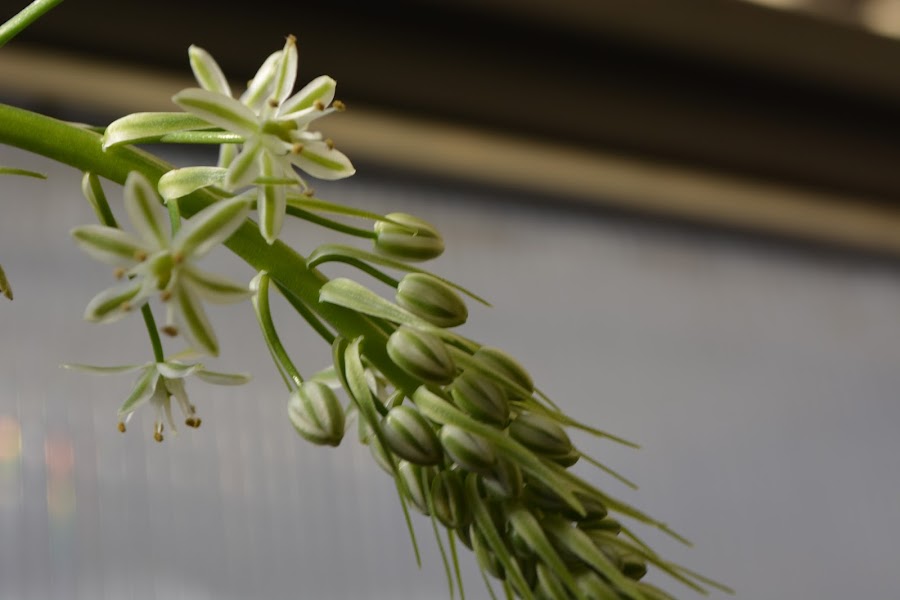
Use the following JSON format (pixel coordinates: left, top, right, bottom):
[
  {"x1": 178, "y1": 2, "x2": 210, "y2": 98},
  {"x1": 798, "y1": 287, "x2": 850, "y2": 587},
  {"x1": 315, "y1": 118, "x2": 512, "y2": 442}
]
[
  {"x1": 185, "y1": 416, "x2": 202, "y2": 429},
  {"x1": 268, "y1": 98, "x2": 280, "y2": 108},
  {"x1": 303, "y1": 188, "x2": 315, "y2": 197},
  {"x1": 113, "y1": 267, "x2": 126, "y2": 280},
  {"x1": 291, "y1": 142, "x2": 305, "y2": 155},
  {"x1": 153, "y1": 422, "x2": 164, "y2": 443},
  {"x1": 172, "y1": 252, "x2": 184, "y2": 265},
  {"x1": 332, "y1": 100, "x2": 346, "y2": 111},
  {"x1": 325, "y1": 138, "x2": 335, "y2": 150},
  {"x1": 286, "y1": 34, "x2": 297, "y2": 45},
  {"x1": 120, "y1": 301, "x2": 132, "y2": 312},
  {"x1": 161, "y1": 325, "x2": 178, "y2": 337},
  {"x1": 133, "y1": 250, "x2": 147, "y2": 262},
  {"x1": 160, "y1": 290, "x2": 172, "y2": 302},
  {"x1": 314, "y1": 100, "x2": 325, "y2": 111},
  {"x1": 117, "y1": 421, "x2": 126, "y2": 433}
]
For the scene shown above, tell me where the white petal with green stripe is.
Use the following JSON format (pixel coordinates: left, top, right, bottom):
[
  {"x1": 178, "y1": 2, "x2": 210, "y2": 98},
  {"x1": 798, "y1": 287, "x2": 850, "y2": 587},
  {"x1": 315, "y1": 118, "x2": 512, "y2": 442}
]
[
  {"x1": 173, "y1": 88, "x2": 259, "y2": 138},
  {"x1": 280, "y1": 75, "x2": 336, "y2": 116},
  {"x1": 71, "y1": 225, "x2": 148, "y2": 267},
  {"x1": 175, "y1": 281, "x2": 218, "y2": 356},
  {"x1": 124, "y1": 172, "x2": 169, "y2": 250},
  {"x1": 289, "y1": 140, "x2": 355, "y2": 180},
  {"x1": 158, "y1": 167, "x2": 227, "y2": 201},
  {"x1": 189, "y1": 45, "x2": 232, "y2": 95},
  {"x1": 173, "y1": 193, "x2": 252, "y2": 258},
  {"x1": 103, "y1": 112, "x2": 213, "y2": 149},
  {"x1": 183, "y1": 265, "x2": 250, "y2": 304}
]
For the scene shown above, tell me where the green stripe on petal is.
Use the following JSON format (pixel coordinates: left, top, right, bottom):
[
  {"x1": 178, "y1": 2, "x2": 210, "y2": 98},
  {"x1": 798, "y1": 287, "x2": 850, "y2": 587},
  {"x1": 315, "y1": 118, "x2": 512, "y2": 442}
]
[
  {"x1": 61, "y1": 363, "x2": 147, "y2": 375},
  {"x1": 83, "y1": 279, "x2": 146, "y2": 323},
  {"x1": 158, "y1": 166, "x2": 227, "y2": 201},
  {"x1": 183, "y1": 266, "x2": 250, "y2": 304},
  {"x1": 290, "y1": 141, "x2": 355, "y2": 180},
  {"x1": 194, "y1": 369, "x2": 251, "y2": 385},
  {"x1": 240, "y1": 50, "x2": 282, "y2": 112},
  {"x1": 71, "y1": 225, "x2": 148, "y2": 267},
  {"x1": 173, "y1": 193, "x2": 252, "y2": 259},
  {"x1": 258, "y1": 152, "x2": 286, "y2": 244},
  {"x1": 175, "y1": 282, "x2": 218, "y2": 356},
  {"x1": 224, "y1": 140, "x2": 262, "y2": 190},
  {"x1": 117, "y1": 367, "x2": 158, "y2": 416},
  {"x1": 173, "y1": 88, "x2": 259, "y2": 138},
  {"x1": 189, "y1": 45, "x2": 232, "y2": 95},
  {"x1": 102, "y1": 112, "x2": 213, "y2": 149},
  {"x1": 271, "y1": 37, "x2": 298, "y2": 107},
  {"x1": 124, "y1": 172, "x2": 169, "y2": 250},
  {"x1": 280, "y1": 75, "x2": 336, "y2": 115}
]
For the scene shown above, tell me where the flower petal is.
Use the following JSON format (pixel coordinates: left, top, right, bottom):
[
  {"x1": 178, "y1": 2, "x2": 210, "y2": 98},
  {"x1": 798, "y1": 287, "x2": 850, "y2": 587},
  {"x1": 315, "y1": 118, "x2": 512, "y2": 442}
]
[
  {"x1": 71, "y1": 225, "x2": 147, "y2": 267},
  {"x1": 158, "y1": 166, "x2": 228, "y2": 201},
  {"x1": 173, "y1": 88, "x2": 259, "y2": 138},
  {"x1": 172, "y1": 193, "x2": 252, "y2": 259},
  {"x1": 240, "y1": 50, "x2": 282, "y2": 112},
  {"x1": 83, "y1": 279, "x2": 148, "y2": 323},
  {"x1": 117, "y1": 367, "x2": 158, "y2": 416},
  {"x1": 174, "y1": 281, "x2": 218, "y2": 356},
  {"x1": 124, "y1": 172, "x2": 169, "y2": 250},
  {"x1": 189, "y1": 45, "x2": 232, "y2": 96},
  {"x1": 183, "y1": 265, "x2": 251, "y2": 304},
  {"x1": 280, "y1": 75, "x2": 336, "y2": 117},
  {"x1": 289, "y1": 140, "x2": 355, "y2": 180},
  {"x1": 61, "y1": 363, "x2": 147, "y2": 375},
  {"x1": 156, "y1": 361, "x2": 203, "y2": 379},
  {"x1": 270, "y1": 37, "x2": 298, "y2": 108},
  {"x1": 103, "y1": 112, "x2": 213, "y2": 150},
  {"x1": 258, "y1": 153, "x2": 286, "y2": 244},
  {"x1": 195, "y1": 369, "x2": 251, "y2": 385},
  {"x1": 224, "y1": 140, "x2": 262, "y2": 190}
]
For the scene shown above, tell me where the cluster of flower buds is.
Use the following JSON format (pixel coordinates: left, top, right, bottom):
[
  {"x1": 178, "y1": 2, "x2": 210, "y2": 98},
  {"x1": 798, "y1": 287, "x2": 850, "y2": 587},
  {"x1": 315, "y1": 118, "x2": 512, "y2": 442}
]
[{"x1": 310, "y1": 215, "x2": 724, "y2": 599}]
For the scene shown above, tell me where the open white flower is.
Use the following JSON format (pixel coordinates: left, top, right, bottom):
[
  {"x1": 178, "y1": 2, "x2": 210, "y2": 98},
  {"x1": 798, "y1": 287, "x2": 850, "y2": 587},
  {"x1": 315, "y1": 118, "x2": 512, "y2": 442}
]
[
  {"x1": 173, "y1": 36, "x2": 355, "y2": 243},
  {"x1": 63, "y1": 358, "x2": 250, "y2": 442},
  {"x1": 71, "y1": 172, "x2": 252, "y2": 356}
]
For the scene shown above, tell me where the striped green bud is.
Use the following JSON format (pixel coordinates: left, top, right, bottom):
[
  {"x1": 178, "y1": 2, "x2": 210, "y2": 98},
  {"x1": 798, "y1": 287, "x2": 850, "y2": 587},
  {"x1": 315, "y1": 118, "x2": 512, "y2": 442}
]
[
  {"x1": 440, "y1": 424, "x2": 497, "y2": 475},
  {"x1": 397, "y1": 460, "x2": 434, "y2": 516},
  {"x1": 525, "y1": 480, "x2": 607, "y2": 521},
  {"x1": 508, "y1": 412, "x2": 572, "y2": 458},
  {"x1": 574, "y1": 569, "x2": 619, "y2": 600},
  {"x1": 622, "y1": 552, "x2": 648, "y2": 581},
  {"x1": 387, "y1": 325, "x2": 456, "y2": 384},
  {"x1": 481, "y1": 456, "x2": 523, "y2": 499},
  {"x1": 450, "y1": 370, "x2": 510, "y2": 427},
  {"x1": 534, "y1": 563, "x2": 568, "y2": 600},
  {"x1": 396, "y1": 273, "x2": 467, "y2": 328},
  {"x1": 431, "y1": 469, "x2": 471, "y2": 529},
  {"x1": 368, "y1": 437, "x2": 396, "y2": 475},
  {"x1": 577, "y1": 516, "x2": 622, "y2": 536},
  {"x1": 382, "y1": 404, "x2": 443, "y2": 465},
  {"x1": 287, "y1": 381, "x2": 345, "y2": 447},
  {"x1": 472, "y1": 346, "x2": 534, "y2": 399},
  {"x1": 549, "y1": 447, "x2": 581, "y2": 468},
  {"x1": 374, "y1": 213, "x2": 444, "y2": 261}
]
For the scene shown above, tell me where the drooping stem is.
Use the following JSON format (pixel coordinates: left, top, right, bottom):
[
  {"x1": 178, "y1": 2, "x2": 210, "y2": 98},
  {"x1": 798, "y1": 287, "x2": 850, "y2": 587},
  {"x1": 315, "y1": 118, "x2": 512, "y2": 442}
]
[
  {"x1": 0, "y1": 103, "x2": 418, "y2": 392},
  {"x1": 0, "y1": 0, "x2": 64, "y2": 48},
  {"x1": 252, "y1": 271, "x2": 304, "y2": 388}
]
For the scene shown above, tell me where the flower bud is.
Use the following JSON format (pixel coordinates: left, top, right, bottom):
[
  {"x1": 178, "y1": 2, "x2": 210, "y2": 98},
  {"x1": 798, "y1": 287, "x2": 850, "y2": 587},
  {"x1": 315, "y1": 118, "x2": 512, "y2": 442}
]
[
  {"x1": 368, "y1": 438, "x2": 396, "y2": 475},
  {"x1": 397, "y1": 460, "x2": 434, "y2": 516},
  {"x1": 471, "y1": 526, "x2": 505, "y2": 580},
  {"x1": 440, "y1": 424, "x2": 497, "y2": 475},
  {"x1": 382, "y1": 404, "x2": 443, "y2": 466},
  {"x1": 508, "y1": 412, "x2": 572, "y2": 458},
  {"x1": 472, "y1": 346, "x2": 534, "y2": 399},
  {"x1": 525, "y1": 480, "x2": 607, "y2": 521},
  {"x1": 431, "y1": 469, "x2": 471, "y2": 529},
  {"x1": 287, "y1": 381, "x2": 345, "y2": 447},
  {"x1": 387, "y1": 325, "x2": 456, "y2": 384},
  {"x1": 621, "y1": 552, "x2": 648, "y2": 581},
  {"x1": 481, "y1": 456, "x2": 523, "y2": 499},
  {"x1": 396, "y1": 273, "x2": 467, "y2": 328},
  {"x1": 450, "y1": 370, "x2": 510, "y2": 427},
  {"x1": 574, "y1": 569, "x2": 619, "y2": 600},
  {"x1": 577, "y1": 516, "x2": 622, "y2": 536},
  {"x1": 549, "y1": 447, "x2": 580, "y2": 468},
  {"x1": 374, "y1": 213, "x2": 444, "y2": 261}
]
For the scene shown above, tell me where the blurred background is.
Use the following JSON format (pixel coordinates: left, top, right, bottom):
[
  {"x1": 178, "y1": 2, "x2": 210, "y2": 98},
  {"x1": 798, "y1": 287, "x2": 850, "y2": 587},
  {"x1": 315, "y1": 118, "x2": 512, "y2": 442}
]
[{"x1": 2, "y1": 0, "x2": 900, "y2": 598}]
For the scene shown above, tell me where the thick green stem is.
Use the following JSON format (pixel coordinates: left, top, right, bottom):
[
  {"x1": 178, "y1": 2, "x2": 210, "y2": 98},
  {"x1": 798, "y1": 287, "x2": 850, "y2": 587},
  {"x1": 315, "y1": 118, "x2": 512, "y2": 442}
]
[
  {"x1": 0, "y1": 103, "x2": 418, "y2": 391},
  {"x1": 0, "y1": 0, "x2": 64, "y2": 48}
]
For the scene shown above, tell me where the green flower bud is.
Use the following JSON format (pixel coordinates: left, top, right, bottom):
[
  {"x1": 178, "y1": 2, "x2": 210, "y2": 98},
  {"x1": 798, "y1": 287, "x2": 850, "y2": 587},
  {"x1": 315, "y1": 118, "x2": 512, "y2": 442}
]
[
  {"x1": 287, "y1": 381, "x2": 345, "y2": 447},
  {"x1": 577, "y1": 516, "x2": 622, "y2": 536},
  {"x1": 368, "y1": 437, "x2": 396, "y2": 475},
  {"x1": 472, "y1": 346, "x2": 534, "y2": 398},
  {"x1": 621, "y1": 552, "x2": 648, "y2": 581},
  {"x1": 382, "y1": 404, "x2": 443, "y2": 465},
  {"x1": 450, "y1": 370, "x2": 510, "y2": 427},
  {"x1": 508, "y1": 412, "x2": 572, "y2": 458},
  {"x1": 431, "y1": 469, "x2": 471, "y2": 529},
  {"x1": 397, "y1": 460, "x2": 434, "y2": 516},
  {"x1": 534, "y1": 563, "x2": 568, "y2": 600},
  {"x1": 525, "y1": 480, "x2": 607, "y2": 521},
  {"x1": 471, "y1": 526, "x2": 505, "y2": 580},
  {"x1": 440, "y1": 424, "x2": 497, "y2": 475},
  {"x1": 574, "y1": 569, "x2": 619, "y2": 600},
  {"x1": 481, "y1": 456, "x2": 523, "y2": 499},
  {"x1": 549, "y1": 447, "x2": 581, "y2": 468},
  {"x1": 455, "y1": 524, "x2": 473, "y2": 550},
  {"x1": 374, "y1": 213, "x2": 444, "y2": 261},
  {"x1": 387, "y1": 325, "x2": 456, "y2": 384},
  {"x1": 396, "y1": 273, "x2": 467, "y2": 328}
]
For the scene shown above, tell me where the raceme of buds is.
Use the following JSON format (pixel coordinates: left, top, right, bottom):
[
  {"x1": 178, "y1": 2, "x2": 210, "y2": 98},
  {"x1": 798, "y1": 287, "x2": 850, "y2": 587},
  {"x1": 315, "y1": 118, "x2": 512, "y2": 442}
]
[
  {"x1": 373, "y1": 213, "x2": 444, "y2": 261},
  {"x1": 450, "y1": 370, "x2": 511, "y2": 428},
  {"x1": 472, "y1": 346, "x2": 534, "y2": 399},
  {"x1": 386, "y1": 325, "x2": 456, "y2": 384},
  {"x1": 381, "y1": 404, "x2": 443, "y2": 465},
  {"x1": 287, "y1": 380, "x2": 345, "y2": 446},
  {"x1": 508, "y1": 412, "x2": 573, "y2": 458},
  {"x1": 395, "y1": 273, "x2": 467, "y2": 328}
]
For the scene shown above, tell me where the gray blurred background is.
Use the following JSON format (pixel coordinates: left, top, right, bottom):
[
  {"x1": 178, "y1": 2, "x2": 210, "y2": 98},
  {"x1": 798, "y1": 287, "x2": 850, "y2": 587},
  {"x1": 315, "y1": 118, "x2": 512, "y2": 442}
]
[{"x1": 2, "y1": 1, "x2": 900, "y2": 599}]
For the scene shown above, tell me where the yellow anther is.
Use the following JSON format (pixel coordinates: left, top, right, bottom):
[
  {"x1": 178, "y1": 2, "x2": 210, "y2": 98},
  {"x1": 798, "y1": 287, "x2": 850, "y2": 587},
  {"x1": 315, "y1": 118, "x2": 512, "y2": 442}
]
[
  {"x1": 160, "y1": 290, "x2": 172, "y2": 302},
  {"x1": 314, "y1": 100, "x2": 325, "y2": 111},
  {"x1": 303, "y1": 188, "x2": 315, "y2": 197},
  {"x1": 173, "y1": 252, "x2": 184, "y2": 265},
  {"x1": 133, "y1": 250, "x2": 147, "y2": 262},
  {"x1": 117, "y1": 421, "x2": 126, "y2": 433},
  {"x1": 154, "y1": 423, "x2": 164, "y2": 442},
  {"x1": 161, "y1": 325, "x2": 178, "y2": 337},
  {"x1": 268, "y1": 98, "x2": 279, "y2": 108},
  {"x1": 113, "y1": 267, "x2": 126, "y2": 279},
  {"x1": 325, "y1": 138, "x2": 334, "y2": 150},
  {"x1": 286, "y1": 34, "x2": 297, "y2": 45},
  {"x1": 121, "y1": 301, "x2": 132, "y2": 312},
  {"x1": 332, "y1": 100, "x2": 346, "y2": 111},
  {"x1": 291, "y1": 142, "x2": 305, "y2": 155}
]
